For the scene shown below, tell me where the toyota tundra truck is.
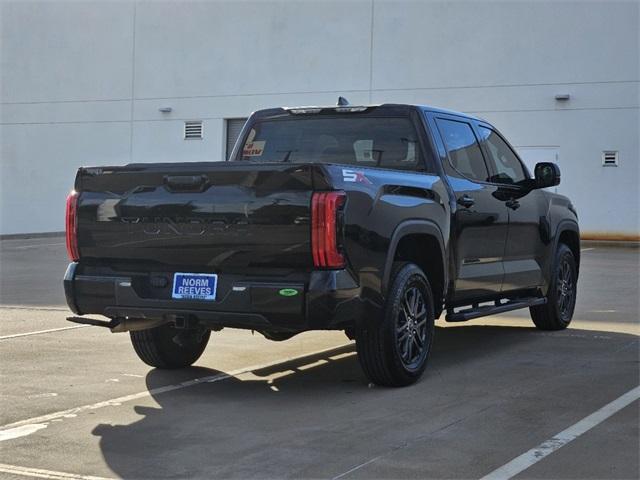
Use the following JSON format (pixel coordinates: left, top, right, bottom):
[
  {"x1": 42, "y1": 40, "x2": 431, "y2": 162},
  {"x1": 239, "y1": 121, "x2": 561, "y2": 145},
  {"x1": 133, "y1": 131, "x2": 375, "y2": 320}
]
[{"x1": 63, "y1": 102, "x2": 580, "y2": 387}]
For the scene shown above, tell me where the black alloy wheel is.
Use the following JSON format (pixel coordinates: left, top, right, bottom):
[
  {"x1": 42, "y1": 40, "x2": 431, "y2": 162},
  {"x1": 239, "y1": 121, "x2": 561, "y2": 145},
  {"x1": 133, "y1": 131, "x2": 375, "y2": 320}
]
[
  {"x1": 530, "y1": 243, "x2": 577, "y2": 330},
  {"x1": 396, "y1": 286, "x2": 429, "y2": 369},
  {"x1": 556, "y1": 256, "x2": 575, "y2": 322}
]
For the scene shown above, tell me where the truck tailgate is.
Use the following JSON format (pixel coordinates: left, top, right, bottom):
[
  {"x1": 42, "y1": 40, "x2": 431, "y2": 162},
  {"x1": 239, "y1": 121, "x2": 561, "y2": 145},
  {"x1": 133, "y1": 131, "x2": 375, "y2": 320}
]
[{"x1": 75, "y1": 162, "x2": 317, "y2": 271}]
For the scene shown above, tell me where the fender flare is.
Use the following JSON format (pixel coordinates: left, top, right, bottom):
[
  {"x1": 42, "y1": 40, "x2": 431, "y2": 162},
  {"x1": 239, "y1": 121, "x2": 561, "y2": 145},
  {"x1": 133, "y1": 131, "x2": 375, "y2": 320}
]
[
  {"x1": 381, "y1": 219, "x2": 448, "y2": 297},
  {"x1": 547, "y1": 219, "x2": 580, "y2": 281},
  {"x1": 553, "y1": 219, "x2": 580, "y2": 257}
]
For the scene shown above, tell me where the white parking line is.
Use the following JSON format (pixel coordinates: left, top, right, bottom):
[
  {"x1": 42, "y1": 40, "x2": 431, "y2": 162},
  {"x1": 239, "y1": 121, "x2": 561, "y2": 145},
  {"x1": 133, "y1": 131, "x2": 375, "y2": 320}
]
[
  {"x1": 0, "y1": 325, "x2": 89, "y2": 340},
  {"x1": 0, "y1": 462, "x2": 113, "y2": 480},
  {"x1": 0, "y1": 306, "x2": 69, "y2": 312},
  {"x1": 480, "y1": 385, "x2": 640, "y2": 480},
  {"x1": 12, "y1": 242, "x2": 65, "y2": 250},
  {"x1": 0, "y1": 343, "x2": 352, "y2": 433},
  {"x1": 581, "y1": 247, "x2": 595, "y2": 252}
]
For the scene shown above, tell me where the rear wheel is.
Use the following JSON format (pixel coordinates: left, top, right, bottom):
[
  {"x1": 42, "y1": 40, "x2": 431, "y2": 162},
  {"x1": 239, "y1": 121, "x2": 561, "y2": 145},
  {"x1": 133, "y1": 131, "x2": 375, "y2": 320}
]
[
  {"x1": 130, "y1": 323, "x2": 210, "y2": 368},
  {"x1": 530, "y1": 243, "x2": 577, "y2": 330},
  {"x1": 356, "y1": 262, "x2": 435, "y2": 387}
]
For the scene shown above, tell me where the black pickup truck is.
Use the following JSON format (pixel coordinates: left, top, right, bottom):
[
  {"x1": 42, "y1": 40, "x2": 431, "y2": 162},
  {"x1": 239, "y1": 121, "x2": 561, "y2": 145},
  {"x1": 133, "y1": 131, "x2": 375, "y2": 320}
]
[{"x1": 64, "y1": 102, "x2": 579, "y2": 386}]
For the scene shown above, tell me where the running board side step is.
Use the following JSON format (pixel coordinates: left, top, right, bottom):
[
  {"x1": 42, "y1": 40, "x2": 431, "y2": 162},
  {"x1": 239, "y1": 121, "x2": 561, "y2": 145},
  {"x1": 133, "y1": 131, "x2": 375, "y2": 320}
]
[{"x1": 445, "y1": 297, "x2": 547, "y2": 322}]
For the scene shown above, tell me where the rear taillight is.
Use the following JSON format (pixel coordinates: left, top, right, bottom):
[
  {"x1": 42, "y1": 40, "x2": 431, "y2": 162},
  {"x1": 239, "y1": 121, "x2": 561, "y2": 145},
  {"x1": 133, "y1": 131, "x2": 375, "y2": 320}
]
[
  {"x1": 65, "y1": 191, "x2": 79, "y2": 261},
  {"x1": 311, "y1": 191, "x2": 346, "y2": 269}
]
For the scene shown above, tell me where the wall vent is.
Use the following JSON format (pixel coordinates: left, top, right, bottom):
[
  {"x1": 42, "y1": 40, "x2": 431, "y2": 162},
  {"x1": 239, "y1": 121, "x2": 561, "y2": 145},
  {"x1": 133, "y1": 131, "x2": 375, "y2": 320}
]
[
  {"x1": 184, "y1": 121, "x2": 203, "y2": 140},
  {"x1": 602, "y1": 151, "x2": 618, "y2": 167}
]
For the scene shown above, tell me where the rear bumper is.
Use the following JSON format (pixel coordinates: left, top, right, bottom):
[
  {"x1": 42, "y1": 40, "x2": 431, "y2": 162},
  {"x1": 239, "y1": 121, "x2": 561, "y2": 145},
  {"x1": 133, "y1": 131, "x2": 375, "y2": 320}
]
[{"x1": 64, "y1": 263, "x2": 364, "y2": 331}]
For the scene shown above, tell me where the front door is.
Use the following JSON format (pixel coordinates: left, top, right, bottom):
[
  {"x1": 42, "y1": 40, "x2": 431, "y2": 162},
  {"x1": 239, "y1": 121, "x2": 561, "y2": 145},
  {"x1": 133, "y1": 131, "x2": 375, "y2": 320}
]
[
  {"x1": 431, "y1": 116, "x2": 509, "y2": 302},
  {"x1": 476, "y1": 125, "x2": 547, "y2": 291}
]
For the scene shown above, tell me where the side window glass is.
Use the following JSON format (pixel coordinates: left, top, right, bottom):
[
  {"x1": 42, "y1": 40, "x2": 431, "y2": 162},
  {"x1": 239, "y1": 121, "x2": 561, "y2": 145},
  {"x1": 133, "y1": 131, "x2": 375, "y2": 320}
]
[
  {"x1": 478, "y1": 126, "x2": 527, "y2": 184},
  {"x1": 436, "y1": 118, "x2": 489, "y2": 182}
]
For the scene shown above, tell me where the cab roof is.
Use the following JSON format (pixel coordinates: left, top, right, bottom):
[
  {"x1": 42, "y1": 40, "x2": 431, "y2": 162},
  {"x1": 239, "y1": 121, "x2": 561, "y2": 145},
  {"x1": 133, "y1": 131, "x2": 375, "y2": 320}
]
[
  {"x1": 415, "y1": 104, "x2": 484, "y2": 122},
  {"x1": 254, "y1": 103, "x2": 485, "y2": 123}
]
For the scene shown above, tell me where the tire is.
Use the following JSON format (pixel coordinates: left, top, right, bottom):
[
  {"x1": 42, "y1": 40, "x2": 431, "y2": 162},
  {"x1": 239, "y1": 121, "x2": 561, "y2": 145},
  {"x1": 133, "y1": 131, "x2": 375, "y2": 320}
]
[
  {"x1": 259, "y1": 330, "x2": 298, "y2": 342},
  {"x1": 356, "y1": 262, "x2": 435, "y2": 387},
  {"x1": 530, "y1": 243, "x2": 577, "y2": 330},
  {"x1": 130, "y1": 323, "x2": 210, "y2": 368}
]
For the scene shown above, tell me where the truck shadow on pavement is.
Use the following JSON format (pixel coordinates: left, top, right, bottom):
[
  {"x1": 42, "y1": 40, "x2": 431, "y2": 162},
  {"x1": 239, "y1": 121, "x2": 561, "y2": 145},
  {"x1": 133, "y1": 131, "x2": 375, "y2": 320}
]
[{"x1": 91, "y1": 324, "x2": 639, "y2": 479}]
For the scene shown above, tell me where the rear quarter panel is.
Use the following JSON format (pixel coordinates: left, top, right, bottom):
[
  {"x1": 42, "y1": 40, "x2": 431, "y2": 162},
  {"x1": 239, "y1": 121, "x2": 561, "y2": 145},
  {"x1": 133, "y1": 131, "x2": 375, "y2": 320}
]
[{"x1": 318, "y1": 164, "x2": 451, "y2": 315}]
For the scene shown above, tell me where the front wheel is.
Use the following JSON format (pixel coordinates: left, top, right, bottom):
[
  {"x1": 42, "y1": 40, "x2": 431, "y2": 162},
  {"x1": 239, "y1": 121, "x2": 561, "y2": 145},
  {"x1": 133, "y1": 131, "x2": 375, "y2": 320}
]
[
  {"x1": 356, "y1": 262, "x2": 435, "y2": 387},
  {"x1": 130, "y1": 323, "x2": 210, "y2": 368},
  {"x1": 530, "y1": 243, "x2": 577, "y2": 330}
]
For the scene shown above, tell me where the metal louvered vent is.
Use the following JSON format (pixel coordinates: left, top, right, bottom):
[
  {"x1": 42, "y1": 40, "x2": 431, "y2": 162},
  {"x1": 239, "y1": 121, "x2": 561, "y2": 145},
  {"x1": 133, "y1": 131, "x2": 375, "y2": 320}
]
[
  {"x1": 184, "y1": 121, "x2": 203, "y2": 140},
  {"x1": 602, "y1": 151, "x2": 618, "y2": 167},
  {"x1": 226, "y1": 118, "x2": 248, "y2": 160}
]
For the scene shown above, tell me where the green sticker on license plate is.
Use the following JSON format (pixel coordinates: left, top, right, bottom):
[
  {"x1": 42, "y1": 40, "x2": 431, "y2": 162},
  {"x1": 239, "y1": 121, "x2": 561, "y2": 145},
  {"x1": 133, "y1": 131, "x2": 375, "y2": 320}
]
[{"x1": 278, "y1": 288, "x2": 299, "y2": 297}]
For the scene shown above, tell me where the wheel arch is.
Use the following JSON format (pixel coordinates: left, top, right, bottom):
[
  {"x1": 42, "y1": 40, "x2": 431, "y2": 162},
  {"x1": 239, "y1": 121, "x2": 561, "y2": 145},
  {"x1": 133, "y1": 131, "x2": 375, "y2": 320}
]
[
  {"x1": 382, "y1": 220, "x2": 447, "y2": 316},
  {"x1": 554, "y1": 220, "x2": 580, "y2": 275}
]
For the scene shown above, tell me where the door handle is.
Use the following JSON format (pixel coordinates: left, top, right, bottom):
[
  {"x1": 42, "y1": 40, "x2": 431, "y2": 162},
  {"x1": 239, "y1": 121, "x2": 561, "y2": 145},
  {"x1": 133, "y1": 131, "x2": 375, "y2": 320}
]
[
  {"x1": 457, "y1": 195, "x2": 475, "y2": 209},
  {"x1": 506, "y1": 199, "x2": 520, "y2": 210}
]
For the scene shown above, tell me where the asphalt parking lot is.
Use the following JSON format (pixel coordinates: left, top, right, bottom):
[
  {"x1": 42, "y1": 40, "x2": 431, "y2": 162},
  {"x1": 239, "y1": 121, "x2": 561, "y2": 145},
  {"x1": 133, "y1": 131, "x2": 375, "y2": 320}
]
[{"x1": 0, "y1": 237, "x2": 638, "y2": 480}]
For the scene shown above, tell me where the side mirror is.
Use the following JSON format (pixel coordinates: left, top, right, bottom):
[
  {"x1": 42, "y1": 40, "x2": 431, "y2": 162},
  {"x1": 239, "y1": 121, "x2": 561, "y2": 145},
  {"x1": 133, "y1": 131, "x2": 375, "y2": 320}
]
[{"x1": 534, "y1": 162, "x2": 561, "y2": 189}]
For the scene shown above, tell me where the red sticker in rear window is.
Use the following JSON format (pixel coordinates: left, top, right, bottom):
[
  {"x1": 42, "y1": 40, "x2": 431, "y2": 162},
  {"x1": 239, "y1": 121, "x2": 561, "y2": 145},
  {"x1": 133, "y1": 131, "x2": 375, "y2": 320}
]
[{"x1": 243, "y1": 141, "x2": 265, "y2": 157}]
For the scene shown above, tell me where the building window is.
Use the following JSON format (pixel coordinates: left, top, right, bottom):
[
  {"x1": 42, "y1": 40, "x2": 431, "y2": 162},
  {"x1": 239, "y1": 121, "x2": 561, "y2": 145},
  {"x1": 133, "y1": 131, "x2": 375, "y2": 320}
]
[{"x1": 226, "y1": 118, "x2": 248, "y2": 160}]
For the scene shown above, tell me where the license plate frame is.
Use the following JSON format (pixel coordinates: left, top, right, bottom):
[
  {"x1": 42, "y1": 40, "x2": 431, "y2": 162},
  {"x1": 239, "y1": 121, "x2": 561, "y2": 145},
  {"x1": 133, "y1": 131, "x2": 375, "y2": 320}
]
[{"x1": 171, "y1": 273, "x2": 218, "y2": 301}]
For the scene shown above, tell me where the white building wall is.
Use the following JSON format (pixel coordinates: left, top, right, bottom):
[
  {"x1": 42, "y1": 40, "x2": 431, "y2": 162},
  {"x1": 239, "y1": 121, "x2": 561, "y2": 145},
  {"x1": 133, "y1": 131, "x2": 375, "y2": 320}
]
[{"x1": 1, "y1": 0, "x2": 638, "y2": 236}]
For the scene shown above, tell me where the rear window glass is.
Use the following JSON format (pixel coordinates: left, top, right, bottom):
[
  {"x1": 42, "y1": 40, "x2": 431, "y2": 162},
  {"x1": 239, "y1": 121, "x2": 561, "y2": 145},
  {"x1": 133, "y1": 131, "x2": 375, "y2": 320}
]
[{"x1": 236, "y1": 116, "x2": 422, "y2": 170}]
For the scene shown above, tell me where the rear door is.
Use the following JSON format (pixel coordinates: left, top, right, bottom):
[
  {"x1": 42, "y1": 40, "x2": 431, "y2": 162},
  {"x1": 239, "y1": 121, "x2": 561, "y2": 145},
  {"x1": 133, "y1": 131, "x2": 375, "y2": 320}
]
[{"x1": 430, "y1": 114, "x2": 509, "y2": 302}]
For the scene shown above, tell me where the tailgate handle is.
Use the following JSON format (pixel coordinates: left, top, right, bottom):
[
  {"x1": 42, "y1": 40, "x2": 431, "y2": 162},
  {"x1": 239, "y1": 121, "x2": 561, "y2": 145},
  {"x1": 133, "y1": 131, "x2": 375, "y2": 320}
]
[{"x1": 163, "y1": 175, "x2": 209, "y2": 192}]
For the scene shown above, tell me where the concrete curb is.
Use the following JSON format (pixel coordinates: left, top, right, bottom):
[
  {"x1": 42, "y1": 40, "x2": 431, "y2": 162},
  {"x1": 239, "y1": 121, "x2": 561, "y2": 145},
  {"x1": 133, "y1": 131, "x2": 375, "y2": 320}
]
[{"x1": 581, "y1": 239, "x2": 639, "y2": 249}]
